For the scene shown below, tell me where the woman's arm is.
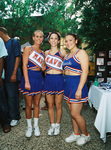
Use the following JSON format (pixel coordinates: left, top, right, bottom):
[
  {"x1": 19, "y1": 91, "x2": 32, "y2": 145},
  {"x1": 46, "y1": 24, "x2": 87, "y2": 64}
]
[
  {"x1": 75, "y1": 50, "x2": 89, "y2": 100},
  {"x1": 60, "y1": 49, "x2": 67, "y2": 57},
  {"x1": 23, "y1": 46, "x2": 31, "y2": 90},
  {"x1": 42, "y1": 52, "x2": 46, "y2": 71}
]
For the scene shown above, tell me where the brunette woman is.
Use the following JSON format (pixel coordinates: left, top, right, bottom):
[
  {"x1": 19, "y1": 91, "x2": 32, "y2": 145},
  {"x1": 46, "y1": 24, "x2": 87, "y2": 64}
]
[
  {"x1": 62, "y1": 33, "x2": 90, "y2": 146},
  {"x1": 43, "y1": 32, "x2": 66, "y2": 135}
]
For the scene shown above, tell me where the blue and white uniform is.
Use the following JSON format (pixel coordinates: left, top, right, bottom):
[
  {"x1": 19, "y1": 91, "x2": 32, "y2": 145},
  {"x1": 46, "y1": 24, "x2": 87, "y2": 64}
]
[
  {"x1": 19, "y1": 46, "x2": 44, "y2": 96},
  {"x1": 62, "y1": 49, "x2": 88, "y2": 103},
  {"x1": 43, "y1": 49, "x2": 64, "y2": 95}
]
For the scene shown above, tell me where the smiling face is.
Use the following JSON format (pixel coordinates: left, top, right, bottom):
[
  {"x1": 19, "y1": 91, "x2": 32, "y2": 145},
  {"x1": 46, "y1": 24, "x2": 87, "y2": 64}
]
[
  {"x1": 65, "y1": 35, "x2": 77, "y2": 50},
  {"x1": 49, "y1": 33, "x2": 60, "y2": 47},
  {"x1": 33, "y1": 31, "x2": 44, "y2": 45}
]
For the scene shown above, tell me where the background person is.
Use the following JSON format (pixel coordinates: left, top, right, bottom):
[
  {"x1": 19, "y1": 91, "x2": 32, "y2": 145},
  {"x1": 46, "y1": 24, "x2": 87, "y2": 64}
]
[
  {"x1": 40, "y1": 95, "x2": 48, "y2": 110},
  {"x1": 19, "y1": 30, "x2": 45, "y2": 138},
  {"x1": 62, "y1": 33, "x2": 90, "y2": 146},
  {"x1": 43, "y1": 32, "x2": 67, "y2": 136},
  {"x1": 0, "y1": 27, "x2": 21, "y2": 127},
  {"x1": 0, "y1": 37, "x2": 11, "y2": 133},
  {"x1": 87, "y1": 56, "x2": 95, "y2": 90}
]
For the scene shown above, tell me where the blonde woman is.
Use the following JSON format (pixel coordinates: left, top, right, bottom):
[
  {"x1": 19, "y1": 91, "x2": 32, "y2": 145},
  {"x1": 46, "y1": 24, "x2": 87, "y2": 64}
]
[{"x1": 19, "y1": 30, "x2": 45, "y2": 138}]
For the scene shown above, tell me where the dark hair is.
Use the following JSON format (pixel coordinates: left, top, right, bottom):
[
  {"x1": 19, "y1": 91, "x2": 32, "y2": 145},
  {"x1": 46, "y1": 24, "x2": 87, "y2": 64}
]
[
  {"x1": 48, "y1": 32, "x2": 61, "y2": 41},
  {"x1": 0, "y1": 27, "x2": 8, "y2": 34},
  {"x1": 66, "y1": 33, "x2": 82, "y2": 47}
]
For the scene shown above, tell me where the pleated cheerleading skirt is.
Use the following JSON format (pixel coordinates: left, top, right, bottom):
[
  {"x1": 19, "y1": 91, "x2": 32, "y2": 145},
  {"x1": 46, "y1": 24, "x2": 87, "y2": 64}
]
[
  {"x1": 43, "y1": 74, "x2": 64, "y2": 95},
  {"x1": 64, "y1": 75, "x2": 88, "y2": 103},
  {"x1": 19, "y1": 70, "x2": 44, "y2": 96}
]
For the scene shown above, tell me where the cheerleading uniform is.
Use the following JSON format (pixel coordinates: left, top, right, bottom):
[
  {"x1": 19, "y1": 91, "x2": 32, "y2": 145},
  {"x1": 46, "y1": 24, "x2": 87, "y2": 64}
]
[
  {"x1": 43, "y1": 49, "x2": 64, "y2": 95},
  {"x1": 62, "y1": 49, "x2": 88, "y2": 103},
  {"x1": 19, "y1": 46, "x2": 44, "y2": 96}
]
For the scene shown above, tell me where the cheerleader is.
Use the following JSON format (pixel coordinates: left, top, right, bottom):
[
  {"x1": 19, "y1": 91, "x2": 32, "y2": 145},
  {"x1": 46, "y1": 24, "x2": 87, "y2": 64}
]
[
  {"x1": 43, "y1": 32, "x2": 67, "y2": 135},
  {"x1": 63, "y1": 33, "x2": 91, "y2": 146},
  {"x1": 19, "y1": 30, "x2": 45, "y2": 138}
]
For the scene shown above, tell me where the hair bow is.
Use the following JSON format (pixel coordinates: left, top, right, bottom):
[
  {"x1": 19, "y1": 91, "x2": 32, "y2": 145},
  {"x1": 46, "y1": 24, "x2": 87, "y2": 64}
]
[
  {"x1": 47, "y1": 32, "x2": 52, "y2": 39},
  {"x1": 56, "y1": 32, "x2": 61, "y2": 37}
]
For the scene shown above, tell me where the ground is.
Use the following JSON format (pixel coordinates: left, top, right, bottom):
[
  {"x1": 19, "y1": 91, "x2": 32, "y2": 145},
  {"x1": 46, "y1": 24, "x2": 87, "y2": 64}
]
[{"x1": 0, "y1": 95, "x2": 111, "y2": 150}]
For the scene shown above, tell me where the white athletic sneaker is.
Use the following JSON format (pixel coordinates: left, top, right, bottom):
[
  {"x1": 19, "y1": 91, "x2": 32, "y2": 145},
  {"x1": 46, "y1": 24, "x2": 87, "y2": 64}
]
[
  {"x1": 48, "y1": 126, "x2": 55, "y2": 135},
  {"x1": 54, "y1": 125, "x2": 60, "y2": 135},
  {"x1": 25, "y1": 127, "x2": 32, "y2": 138},
  {"x1": 65, "y1": 132, "x2": 80, "y2": 143},
  {"x1": 10, "y1": 120, "x2": 19, "y2": 127},
  {"x1": 34, "y1": 126, "x2": 40, "y2": 137},
  {"x1": 76, "y1": 134, "x2": 91, "y2": 146}
]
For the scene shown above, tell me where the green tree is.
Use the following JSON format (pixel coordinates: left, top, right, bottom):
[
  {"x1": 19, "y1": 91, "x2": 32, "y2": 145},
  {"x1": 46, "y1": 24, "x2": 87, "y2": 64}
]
[
  {"x1": 62, "y1": 0, "x2": 111, "y2": 52},
  {"x1": 0, "y1": 0, "x2": 69, "y2": 44},
  {"x1": 78, "y1": 0, "x2": 111, "y2": 52},
  {"x1": 0, "y1": 0, "x2": 53, "y2": 43},
  {"x1": 1, "y1": 0, "x2": 110, "y2": 52}
]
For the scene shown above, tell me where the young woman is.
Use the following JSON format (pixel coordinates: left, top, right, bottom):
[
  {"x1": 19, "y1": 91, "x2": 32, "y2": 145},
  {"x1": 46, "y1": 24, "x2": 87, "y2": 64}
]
[
  {"x1": 43, "y1": 32, "x2": 67, "y2": 135},
  {"x1": 62, "y1": 33, "x2": 90, "y2": 146},
  {"x1": 19, "y1": 30, "x2": 45, "y2": 138}
]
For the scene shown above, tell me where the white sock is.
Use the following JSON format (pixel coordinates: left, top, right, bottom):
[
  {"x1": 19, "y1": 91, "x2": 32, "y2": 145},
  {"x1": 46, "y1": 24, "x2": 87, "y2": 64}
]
[
  {"x1": 56, "y1": 123, "x2": 60, "y2": 127},
  {"x1": 26, "y1": 119, "x2": 32, "y2": 127},
  {"x1": 51, "y1": 123, "x2": 55, "y2": 128},
  {"x1": 34, "y1": 118, "x2": 38, "y2": 127}
]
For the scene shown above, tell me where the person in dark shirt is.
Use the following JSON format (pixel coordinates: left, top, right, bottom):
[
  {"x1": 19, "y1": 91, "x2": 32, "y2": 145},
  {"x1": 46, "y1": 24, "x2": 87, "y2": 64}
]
[{"x1": 0, "y1": 27, "x2": 21, "y2": 127}]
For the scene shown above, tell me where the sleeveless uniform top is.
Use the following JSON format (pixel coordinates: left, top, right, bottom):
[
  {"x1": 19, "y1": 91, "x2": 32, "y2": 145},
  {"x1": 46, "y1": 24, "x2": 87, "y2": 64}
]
[
  {"x1": 45, "y1": 49, "x2": 64, "y2": 72},
  {"x1": 28, "y1": 46, "x2": 44, "y2": 70},
  {"x1": 62, "y1": 49, "x2": 82, "y2": 75}
]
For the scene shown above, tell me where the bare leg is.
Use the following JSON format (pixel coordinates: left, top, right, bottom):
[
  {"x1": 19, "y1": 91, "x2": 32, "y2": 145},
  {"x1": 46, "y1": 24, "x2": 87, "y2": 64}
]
[
  {"x1": 66, "y1": 101, "x2": 80, "y2": 134},
  {"x1": 55, "y1": 93, "x2": 63, "y2": 124},
  {"x1": 25, "y1": 94, "x2": 33, "y2": 119},
  {"x1": 46, "y1": 94, "x2": 55, "y2": 123},
  {"x1": 33, "y1": 94, "x2": 41, "y2": 118},
  {"x1": 71, "y1": 103, "x2": 88, "y2": 135}
]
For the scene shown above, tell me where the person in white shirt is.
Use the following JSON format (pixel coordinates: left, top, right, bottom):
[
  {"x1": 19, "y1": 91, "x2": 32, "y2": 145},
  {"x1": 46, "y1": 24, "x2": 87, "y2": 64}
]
[{"x1": 0, "y1": 37, "x2": 11, "y2": 133}]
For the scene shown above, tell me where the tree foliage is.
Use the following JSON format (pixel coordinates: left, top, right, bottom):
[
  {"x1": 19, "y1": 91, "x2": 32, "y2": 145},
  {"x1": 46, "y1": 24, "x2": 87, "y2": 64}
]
[
  {"x1": 78, "y1": 0, "x2": 111, "y2": 52},
  {"x1": 55, "y1": 0, "x2": 111, "y2": 52},
  {"x1": 0, "y1": 0, "x2": 53, "y2": 43},
  {"x1": 0, "y1": 0, "x2": 110, "y2": 52},
  {"x1": 0, "y1": 0, "x2": 69, "y2": 44}
]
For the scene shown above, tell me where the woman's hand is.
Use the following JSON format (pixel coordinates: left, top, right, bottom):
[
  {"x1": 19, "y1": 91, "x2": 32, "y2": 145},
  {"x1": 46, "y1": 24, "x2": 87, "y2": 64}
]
[
  {"x1": 75, "y1": 89, "x2": 82, "y2": 100},
  {"x1": 25, "y1": 82, "x2": 31, "y2": 90},
  {"x1": 23, "y1": 46, "x2": 31, "y2": 91}
]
